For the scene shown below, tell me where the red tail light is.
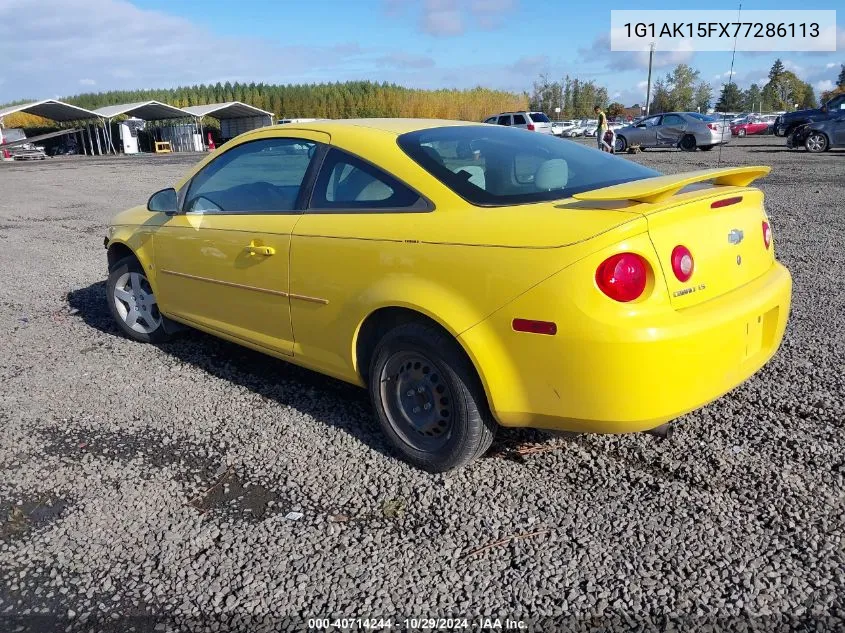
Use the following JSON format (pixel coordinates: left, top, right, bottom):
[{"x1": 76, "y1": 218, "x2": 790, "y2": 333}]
[
  {"x1": 762, "y1": 221, "x2": 772, "y2": 249},
  {"x1": 527, "y1": 123, "x2": 535, "y2": 131},
  {"x1": 595, "y1": 253, "x2": 648, "y2": 302},
  {"x1": 707, "y1": 123, "x2": 718, "y2": 131},
  {"x1": 711, "y1": 196, "x2": 743, "y2": 208},
  {"x1": 671, "y1": 245, "x2": 694, "y2": 282}
]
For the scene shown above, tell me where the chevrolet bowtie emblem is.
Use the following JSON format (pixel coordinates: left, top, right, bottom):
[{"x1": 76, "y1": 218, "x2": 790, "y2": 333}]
[{"x1": 728, "y1": 229, "x2": 744, "y2": 245}]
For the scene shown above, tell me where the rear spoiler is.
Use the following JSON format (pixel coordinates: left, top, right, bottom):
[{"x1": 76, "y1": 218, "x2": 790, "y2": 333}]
[{"x1": 573, "y1": 166, "x2": 771, "y2": 205}]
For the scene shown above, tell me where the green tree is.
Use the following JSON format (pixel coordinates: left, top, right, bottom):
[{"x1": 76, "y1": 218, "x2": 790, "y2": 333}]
[
  {"x1": 650, "y1": 78, "x2": 672, "y2": 114},
  {"x1": 666, "y1": 64, "x2": 700, "y2": 111},
  {"x1": 694, "y1": 82, "x2": 712, "y2": 113},
  {"x1": 837, "y1": 64, "x2": 845, "y2": 88},
  {"x1": 768, "y1": 59, "x2": 785, "y2": 83},
  {"x1": 742, "y1": 83, "x2": 763, "y2": 112},
  {"x1": 715, "y1": 82, "x2": 743, "y2": 111}
]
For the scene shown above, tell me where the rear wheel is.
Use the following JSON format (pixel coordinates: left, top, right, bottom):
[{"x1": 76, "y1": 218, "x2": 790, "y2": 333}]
[
  {"x1": 107, "y1": 255, "x2": 170, "y2": 343},
  {"x1": 679, "y1": 134, "x2": 697, "y2": 151},
  {"x1": 368, "y1": 322, "x2": 496, "y2": 472},
  {"x1": 699, "y1": 145, "x2": 715, "y2": 151},
  {"x1": 805, "y1": 132, "x2": 828, "y2": 153},
  {"x1": 614, "y1": 135, "x2": 628, "y2": 152},
  {"x1": 737, "y1": 128, "x2": 747, "y2": 137}
]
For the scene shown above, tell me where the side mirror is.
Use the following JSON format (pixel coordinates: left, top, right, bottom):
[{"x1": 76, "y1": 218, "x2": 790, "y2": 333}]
[{"x1": 147, "y1": 188, "x2": 178, "y2": 214}]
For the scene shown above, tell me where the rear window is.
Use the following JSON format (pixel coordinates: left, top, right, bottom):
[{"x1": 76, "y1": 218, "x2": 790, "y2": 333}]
[
  {"x1": 397, "y1": 125, "x2": 660, "y2": 207},
  {"x1": 529, "y1": 112, "x2": 551, "y2": 123},
  {"x1": 687, "y1": 112, "x2": 719, "y2": 121}
]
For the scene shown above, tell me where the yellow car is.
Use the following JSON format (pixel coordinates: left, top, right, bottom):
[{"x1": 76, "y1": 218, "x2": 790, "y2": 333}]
[{"x1": 105, "y1": 119, "x2": 792, "y2": 471}]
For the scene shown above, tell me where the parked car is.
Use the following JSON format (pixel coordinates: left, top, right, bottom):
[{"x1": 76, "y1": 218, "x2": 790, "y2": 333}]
[
  {"x1": 551, "y1": 120, "x2": 579, "y2": 136},
  {"x1": 105, "y1": 118, "x2": 791, "y2": 472},
  {"x1": 774, "y1": 93, "x2": 845, "y2": 137},
  {"x1": 613, "y1": 112, "x2": 730, "y2": 152},
  {"x1": 483, "y1": 111, "x2": 553, "y2": 134},
  {"x1": 786, "y1": 115, "x2": 845, "y2": 152},
  {"x1": 730, "y1": 116, "x2": 772, "y2": 137},
  {"x1": 0, "y1": 127, "x2": 47, "y2": 160}
]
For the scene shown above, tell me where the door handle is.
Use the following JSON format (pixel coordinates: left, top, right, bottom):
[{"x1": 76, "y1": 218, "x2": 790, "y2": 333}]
[{"x1": 245, "y1": 244, "x2": 275, "y2": 256}]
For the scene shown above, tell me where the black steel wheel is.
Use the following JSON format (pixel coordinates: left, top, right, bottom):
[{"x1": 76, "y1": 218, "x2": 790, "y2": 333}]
[
  {"x1": 679, "y1": 134, "x2": 697, "y2": 151},
  {"x1": 369, "y1": 321, "x2": 496, "y2": 472}
]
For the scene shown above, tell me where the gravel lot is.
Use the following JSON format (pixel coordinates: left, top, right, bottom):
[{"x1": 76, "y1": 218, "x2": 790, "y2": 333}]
[{"x1": 1, "y1": 136, "x2": 843, "y2": 632}]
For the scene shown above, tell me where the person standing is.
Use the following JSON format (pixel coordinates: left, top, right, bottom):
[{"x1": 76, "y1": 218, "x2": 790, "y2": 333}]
[{"x1": 594, "y1": 105, "x2": 610, "y2": 152}]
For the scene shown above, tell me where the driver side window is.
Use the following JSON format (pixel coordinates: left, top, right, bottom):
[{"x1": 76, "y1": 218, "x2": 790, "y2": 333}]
[{"x1": 184, "y1": 138, "x2": 317, "y2": 214}]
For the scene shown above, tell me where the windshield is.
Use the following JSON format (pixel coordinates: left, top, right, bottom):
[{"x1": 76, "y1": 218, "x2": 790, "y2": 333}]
[{"x1": 397, "y1": 125, "x2": 661, "y2": 207}]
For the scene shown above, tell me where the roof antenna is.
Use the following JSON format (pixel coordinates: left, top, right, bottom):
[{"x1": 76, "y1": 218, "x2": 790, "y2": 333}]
[{"x1": 718, "y1": 2, "x2": 742, "y2": 167}]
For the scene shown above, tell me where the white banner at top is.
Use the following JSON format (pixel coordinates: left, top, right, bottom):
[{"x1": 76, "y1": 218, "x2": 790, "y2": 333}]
[{"x1": 610, "y1": 10, "x2": 837, "y2": 52}]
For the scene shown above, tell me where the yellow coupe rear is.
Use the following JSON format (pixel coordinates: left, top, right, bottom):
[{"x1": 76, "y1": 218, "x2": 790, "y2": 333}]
[{"x1": 105, "y1": 119, "x2": 792, "y2": 471}]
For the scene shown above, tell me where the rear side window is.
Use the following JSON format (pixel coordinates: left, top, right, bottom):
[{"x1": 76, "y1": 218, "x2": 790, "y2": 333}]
[
  {"x1": 530, "y1": 112, "x2": 551, "y2": 123},
  {"x1": 497, "y1": 116, "x2": 511, "y2": 126},
  {"x1": 397, "y1": 125, "x2": 660, "y2": 207},
  {"x1": 310, "y1": 148, "x2": 428, "y2": 212},
  {"x1": 512, "y1": 114, "x2": 527, "y2": 125}
]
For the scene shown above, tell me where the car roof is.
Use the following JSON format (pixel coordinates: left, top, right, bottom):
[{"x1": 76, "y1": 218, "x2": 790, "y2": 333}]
[{"x1": 263, "y1": 118, "x2": 480, "y2": 136}]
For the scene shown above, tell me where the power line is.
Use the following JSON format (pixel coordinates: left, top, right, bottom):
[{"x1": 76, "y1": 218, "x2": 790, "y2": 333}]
[{"x1": 718, "y1": 2, "x2": 742, "y2": 167}]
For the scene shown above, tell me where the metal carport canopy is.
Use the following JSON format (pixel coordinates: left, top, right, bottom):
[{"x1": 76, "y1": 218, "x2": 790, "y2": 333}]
[
  {"x1": 0, "y1": 99, "x2": 100, "y2": 122},
  {"x1": 92, "y1": 100, "x2": 189, "y2": 120},
  {"x1": 182, "y1": 101, "x2": 273, "y2": 120}
]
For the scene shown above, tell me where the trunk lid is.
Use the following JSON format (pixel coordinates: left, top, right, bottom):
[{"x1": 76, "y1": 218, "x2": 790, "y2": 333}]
[
  {"x1": 644, "y1": 189, "x2": 773, "y2": 309},
  {"x1": 572, "y1": 166, "x2": 774, "y2": 309}
]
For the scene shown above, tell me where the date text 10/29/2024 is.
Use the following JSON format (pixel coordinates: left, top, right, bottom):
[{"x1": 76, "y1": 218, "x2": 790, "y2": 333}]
[{"x1": 308, "y1": 617, "x2": 529, "y2": 630}]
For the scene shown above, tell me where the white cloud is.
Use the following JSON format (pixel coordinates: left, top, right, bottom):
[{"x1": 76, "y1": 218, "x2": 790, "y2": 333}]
[
  {"x1": 826, "y1": 63, "x2": 838, "y2": 69},
  {"x1": 815, "y1": 80, "x2": 834, "y2": 93},
  {"x1": 579, "y1": 34, "x2": 693, "y2": 72},
  {"x1": 79, "y1": 78, "x2": 96, "y2": 86},
  {"x1": 0, "y1": 0, "x2": 381, "y2": 101},
  {"x1": 385, "y1": 0, "x2": 517, "y2": 37}
]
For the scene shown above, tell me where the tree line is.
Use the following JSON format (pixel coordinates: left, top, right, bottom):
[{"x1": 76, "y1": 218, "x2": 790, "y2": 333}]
[
  {"x1": 1, "y1": 81, "x2": 527, "y2": 128},
  {"x1": 529, "y1": 60, "x2": 845, "y2": 119},
  {"x1": 715, "y1": 59, "x2": 845, "y2": 113}
]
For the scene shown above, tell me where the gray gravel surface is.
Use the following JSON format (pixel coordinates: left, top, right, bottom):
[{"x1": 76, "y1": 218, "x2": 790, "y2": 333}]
[{"x1": 0, "y1": 137, "x2": 843, "y2": 632}]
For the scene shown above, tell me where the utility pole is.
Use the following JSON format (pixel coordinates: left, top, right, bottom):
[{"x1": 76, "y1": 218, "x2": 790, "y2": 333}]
[{"x1": 645, "y1": 42, "x2": 655, "y2": 116}]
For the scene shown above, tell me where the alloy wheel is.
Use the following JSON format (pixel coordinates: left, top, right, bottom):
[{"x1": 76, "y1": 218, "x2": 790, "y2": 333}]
[{"x1": 112, "y1": 272, "x2": 162, "y2": 334}]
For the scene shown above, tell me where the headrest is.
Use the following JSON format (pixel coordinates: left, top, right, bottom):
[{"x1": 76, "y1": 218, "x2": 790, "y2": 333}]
[{"x1": 534, "y1": 159, "x2": 568, "y2": 190}]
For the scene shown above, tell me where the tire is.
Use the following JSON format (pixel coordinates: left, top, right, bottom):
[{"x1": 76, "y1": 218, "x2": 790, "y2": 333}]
[
  {"x1": 368, "y1": 321, "x2": 496, "y2": 472},
  {"x1": 699, "y1": 145, "x2": 715, "y2": 151},
  {"x1": 679, "y1": 134, "x2": 697, "y2": 151},
  {"x1": 106, "y1": 255, "x2": 171, "y2": 343},
  {"x1": 614, "y1": 135, "x2": 628, "y2": 152},
  {"x1": 737, "y1": 128, "x2": 746, "y2": 137},
  {"x1": 805, "y1": 132, "x2": 828, "y2": 153}
]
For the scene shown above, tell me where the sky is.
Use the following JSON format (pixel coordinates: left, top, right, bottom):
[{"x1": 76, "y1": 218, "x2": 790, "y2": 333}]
[{"x1": 0, "y1": 0, "x2": 842, "y2": 106}]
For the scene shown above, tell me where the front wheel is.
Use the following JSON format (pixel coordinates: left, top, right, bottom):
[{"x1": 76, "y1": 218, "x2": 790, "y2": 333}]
[
  {"x1": 737, "y1": 128, "x2": 747, "y2": 137},
  {"x1": 614, "y1": 135, "x2": 628, "y2": 152},
  {"x1": 368, "y1": 322, "x2": 496, "y2": 472},
  {"x1": 805, "y1": 132, "x2": 828, "y2": 153},
  {"x1": 679, "y1": 134, "x2": 697, "y2": 151},
  {"x1": 106, "y1": 255, "x2": 171, "y2": 343}
]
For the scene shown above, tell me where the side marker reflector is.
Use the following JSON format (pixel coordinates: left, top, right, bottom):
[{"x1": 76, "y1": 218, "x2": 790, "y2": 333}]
[{"x1": 512, "y1": 319, "x2": 557, "y2": 335}]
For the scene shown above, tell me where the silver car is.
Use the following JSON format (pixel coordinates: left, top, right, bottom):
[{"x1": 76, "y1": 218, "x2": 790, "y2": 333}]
[
  {"x1": 483, "y1": 111, "x2": 553, "y2": 134},
  {"x1": 613, "y1": 112, "x2": 730, "y2": 152}
]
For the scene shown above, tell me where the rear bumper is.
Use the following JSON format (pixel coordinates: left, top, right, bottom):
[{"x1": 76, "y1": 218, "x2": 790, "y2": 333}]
[{"x1": 461, "y1": 261, "x2": 792, "y2": 433}]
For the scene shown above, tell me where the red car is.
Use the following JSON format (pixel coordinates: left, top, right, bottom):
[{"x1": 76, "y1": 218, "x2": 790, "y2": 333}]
[{"x1": 730, "y1": 118, "x2": 771, "y2": 137}]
